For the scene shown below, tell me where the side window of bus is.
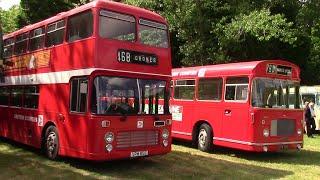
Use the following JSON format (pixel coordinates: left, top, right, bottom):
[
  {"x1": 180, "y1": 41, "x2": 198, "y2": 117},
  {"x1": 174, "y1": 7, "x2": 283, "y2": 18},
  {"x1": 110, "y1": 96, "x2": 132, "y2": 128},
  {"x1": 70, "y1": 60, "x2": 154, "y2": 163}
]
[
  {"x1": 29, "y1": 27, "x2": 45, "y2": 51},
  {"x1": 99, "y1": 10, "x2": 136, "y2": 41},
  {"x1": 198, "y1": 78, "x2": 223, "y2": 100},
  {"x1": 46, "y1": 20, "x2": 65, "y2": 47},
  {"x1": 0, "y1": 87, "x2": 10, "y2": 106},
  {"x1": 11, "y1": 87, "x2": 24, "y2": 107},
  {"x1": 174, "y1": 80, "x2": 195, "y2": 100},
  {"x1": 68, "y1": 11, "x2": 93, "y2": 42},
  {"x1": 70, "y1": 78, "x2": 88, "y2": 113},
  {"x1": 14, "y1": 33, "x2": 29, "y2": 55},
  {"x1": 24, "y1": 86, "x2": 39, "y2": 109},
  {"x1": 225, "y1": 77, "x2": 249, "y2": 101},
  {"x1": 3, "y1": 38, "x2": 14, "y2": 58}
]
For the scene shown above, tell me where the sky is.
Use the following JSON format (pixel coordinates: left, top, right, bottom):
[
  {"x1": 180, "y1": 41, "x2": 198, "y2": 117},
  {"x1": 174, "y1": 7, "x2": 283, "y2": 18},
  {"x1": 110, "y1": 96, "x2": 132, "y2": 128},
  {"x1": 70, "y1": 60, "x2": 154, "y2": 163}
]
[{"x1": 0, "y1": 0, "x2": 20, "y2": 10}]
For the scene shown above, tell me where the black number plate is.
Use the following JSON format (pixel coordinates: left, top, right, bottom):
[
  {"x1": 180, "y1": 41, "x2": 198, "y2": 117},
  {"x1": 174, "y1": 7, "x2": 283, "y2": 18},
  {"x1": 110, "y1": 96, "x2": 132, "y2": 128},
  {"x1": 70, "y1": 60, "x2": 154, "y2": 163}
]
[{"x1": 117, "y1": 49, "x2": 158, "y2": 65}]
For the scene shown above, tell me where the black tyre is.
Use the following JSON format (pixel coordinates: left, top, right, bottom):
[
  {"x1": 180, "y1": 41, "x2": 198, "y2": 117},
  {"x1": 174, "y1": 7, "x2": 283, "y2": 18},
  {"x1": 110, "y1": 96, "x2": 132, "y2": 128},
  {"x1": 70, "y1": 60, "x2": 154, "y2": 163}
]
[
  {"x1": 197, "y1": 124, "x2": 213, "y2": 152},
  {"x1": 44, "y1": 126, "x2": 59, "y2": 160}
]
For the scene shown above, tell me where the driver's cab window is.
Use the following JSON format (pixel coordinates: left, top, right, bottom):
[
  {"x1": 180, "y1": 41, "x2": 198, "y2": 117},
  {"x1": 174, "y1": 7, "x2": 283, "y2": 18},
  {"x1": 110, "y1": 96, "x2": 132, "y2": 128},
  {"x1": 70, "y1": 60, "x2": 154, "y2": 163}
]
[{"x1": 70, "y1": 77, "x2": 88, "y2": 113}]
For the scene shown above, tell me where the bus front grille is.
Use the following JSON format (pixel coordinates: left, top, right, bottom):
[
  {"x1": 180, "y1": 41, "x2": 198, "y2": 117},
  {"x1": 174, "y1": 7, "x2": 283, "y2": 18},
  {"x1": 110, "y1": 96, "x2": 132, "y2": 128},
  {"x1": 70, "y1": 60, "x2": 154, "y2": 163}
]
[
  {"x1": 270, "y1": 119, "x2": 295, "y2": 136},
  {"x1": 116, "y1": 130, "x2": 159, "y2": 148}
]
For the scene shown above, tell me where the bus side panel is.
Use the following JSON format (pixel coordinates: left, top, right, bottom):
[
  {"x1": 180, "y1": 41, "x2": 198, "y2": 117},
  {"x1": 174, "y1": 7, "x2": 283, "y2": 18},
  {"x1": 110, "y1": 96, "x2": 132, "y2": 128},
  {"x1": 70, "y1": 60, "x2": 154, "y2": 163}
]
[
  {"x1": 0, "y1": 106, "x2": 9, "y2": 137},
  {"x1": 49, "y1": 39, "x2": 95, "y2": 73},
  {"x1": 222, "y1": 102, "x2": 250, "y2": 142},
  {"x1": 193, "y1": 101, "x2": 223, "y2": 138},
  {"x1": 9, "y1": 107, "x2": 26, "y2": 143},
  {"x1": 39, "y1": 84, "x2": 76, "y2": 156},
  {"x1": 171, "y1": 100, "x2": 194, "y2": 140}
]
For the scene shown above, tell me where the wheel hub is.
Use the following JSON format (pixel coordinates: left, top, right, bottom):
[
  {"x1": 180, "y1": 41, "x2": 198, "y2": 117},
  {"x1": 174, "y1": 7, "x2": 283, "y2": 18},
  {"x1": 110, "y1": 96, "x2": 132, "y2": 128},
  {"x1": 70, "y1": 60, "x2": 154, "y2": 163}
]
[{"x1": 198, "y1": 129, "x2": 207, "y2": 147}]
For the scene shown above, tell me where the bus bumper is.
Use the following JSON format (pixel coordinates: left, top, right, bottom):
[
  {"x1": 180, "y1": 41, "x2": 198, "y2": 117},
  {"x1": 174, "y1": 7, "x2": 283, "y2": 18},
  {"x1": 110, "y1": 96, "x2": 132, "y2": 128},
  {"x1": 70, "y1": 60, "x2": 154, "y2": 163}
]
[
  {"x1": 247, "y1": 141, "x2": 303, "y2": 152},
  {"x1": 85, "y1": 145, "x2": 171, "y2": 161}
]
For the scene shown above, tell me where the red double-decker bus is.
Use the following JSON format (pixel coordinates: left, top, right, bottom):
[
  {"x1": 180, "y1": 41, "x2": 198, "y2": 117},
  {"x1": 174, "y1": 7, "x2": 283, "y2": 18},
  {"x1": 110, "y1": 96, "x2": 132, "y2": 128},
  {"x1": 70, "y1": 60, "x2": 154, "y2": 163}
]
[
  {"x1": 171, "y1": 60, "x2": 303, "y2": 152},
  {"x1": 0, "y1": 0, "x2": 172, "y2": 160}
]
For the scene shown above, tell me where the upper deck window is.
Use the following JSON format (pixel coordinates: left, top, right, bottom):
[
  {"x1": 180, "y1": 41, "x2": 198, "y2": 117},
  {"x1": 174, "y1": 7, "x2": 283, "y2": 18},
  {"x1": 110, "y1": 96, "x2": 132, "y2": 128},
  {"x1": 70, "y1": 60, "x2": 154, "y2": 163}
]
[
  {"x1": 29, "y1": 27, "x2": 45, "y2": 51},
  {"x1": 225, "y1": 77, "x2": 249, "y2": 101},
  {"x1": 3, "y1": 38, "x2": 14, "y2": 58},
  {"x1": 99, "y1": 10, "x2": 136, "y2": 42},
  {"x1": 139, "y1": 19, "x2": 168, "y2": 48},
  {"x1": 46, "y1": 20, "x2": 65, "y2": 47},
  {"x1": 67, "y1": 11, "x2": 93, "y2": 42},
  {"x1": 174, "y1": 80, "x2": 195, "y2": 100},
  {"x1": 14, "y1": 33, "x2": 28, "y2": 55}
]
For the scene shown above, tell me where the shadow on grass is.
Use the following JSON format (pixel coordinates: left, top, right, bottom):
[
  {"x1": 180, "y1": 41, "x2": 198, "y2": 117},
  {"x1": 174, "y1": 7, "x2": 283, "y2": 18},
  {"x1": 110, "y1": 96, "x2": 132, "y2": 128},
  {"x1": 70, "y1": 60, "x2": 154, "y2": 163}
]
[
  {"x1": 173, "y1": 139, "x2": 320, "y2": 167},
  {"x1": 0, "y1": 138, "x2": 292, "y2": 179}
]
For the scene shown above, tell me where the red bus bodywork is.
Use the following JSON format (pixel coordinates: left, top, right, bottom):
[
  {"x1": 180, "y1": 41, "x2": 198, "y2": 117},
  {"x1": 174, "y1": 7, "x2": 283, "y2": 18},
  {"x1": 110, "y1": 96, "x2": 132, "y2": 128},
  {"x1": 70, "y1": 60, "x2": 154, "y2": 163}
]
[
  {"x1": 0, "y1": 0, "x2": 172, "y2": 160},
  {"x1": 171, "y1": 60, "x2": 303, "y2": 152}
]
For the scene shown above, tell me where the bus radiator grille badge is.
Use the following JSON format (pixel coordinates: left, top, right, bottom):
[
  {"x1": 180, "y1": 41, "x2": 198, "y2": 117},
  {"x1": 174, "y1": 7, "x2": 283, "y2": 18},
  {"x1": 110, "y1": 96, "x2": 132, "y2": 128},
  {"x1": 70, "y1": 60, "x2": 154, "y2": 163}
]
[{"x1": 137, "y1": 120, "x2": 144, "y2": 128}]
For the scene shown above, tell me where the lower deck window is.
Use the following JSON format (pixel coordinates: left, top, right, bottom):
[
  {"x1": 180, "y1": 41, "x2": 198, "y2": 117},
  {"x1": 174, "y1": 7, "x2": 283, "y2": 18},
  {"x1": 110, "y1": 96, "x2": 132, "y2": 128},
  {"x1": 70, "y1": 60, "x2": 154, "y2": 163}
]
[
  {"x1": 0, "y1": 87, "x2": 10, "y2": 105},
  {"x1": 174, "y1": 80, "x2": 195, "y2": 100}
]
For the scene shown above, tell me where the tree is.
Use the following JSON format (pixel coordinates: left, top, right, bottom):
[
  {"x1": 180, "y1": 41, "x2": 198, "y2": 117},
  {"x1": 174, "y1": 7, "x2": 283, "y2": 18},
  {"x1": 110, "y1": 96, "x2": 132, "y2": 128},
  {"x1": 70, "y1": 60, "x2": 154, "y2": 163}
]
[
  {"x1": 18, "y1": 0, "x2": 93, "y2": 27},
  {"x1": 220, "y1": 9, "x2": 297, "y2": 60},
  {"x1": 0, "y1": 6, "x2": 21, "y2": 34}
]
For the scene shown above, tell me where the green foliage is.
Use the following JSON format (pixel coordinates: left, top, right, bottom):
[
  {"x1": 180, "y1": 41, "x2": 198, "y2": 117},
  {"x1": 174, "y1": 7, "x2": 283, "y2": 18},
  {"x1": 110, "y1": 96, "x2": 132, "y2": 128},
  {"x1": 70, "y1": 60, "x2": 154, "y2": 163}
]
[
  {"x1": 223, "y1": 9, "x2": 296, "y2": 44},
  {"x1": 0, "y1": 6, "x2": 21, "y2": 34}
]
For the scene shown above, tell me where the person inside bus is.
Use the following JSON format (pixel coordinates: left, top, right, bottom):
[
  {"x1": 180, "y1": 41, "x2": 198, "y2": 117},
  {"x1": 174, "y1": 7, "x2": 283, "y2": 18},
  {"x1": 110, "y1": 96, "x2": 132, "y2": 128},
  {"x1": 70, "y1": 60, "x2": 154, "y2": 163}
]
[{"x1": 305, "y1": 101, "x2": 315, "y2": 138}]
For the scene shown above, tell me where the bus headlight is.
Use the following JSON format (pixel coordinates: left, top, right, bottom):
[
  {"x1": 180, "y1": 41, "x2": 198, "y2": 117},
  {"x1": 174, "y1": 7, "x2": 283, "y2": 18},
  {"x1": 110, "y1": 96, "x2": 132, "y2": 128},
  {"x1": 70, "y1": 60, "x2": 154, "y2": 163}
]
[
  {"x1": 162, "y1": 129, "x2": 169, "y2": 139},
  {"x1": 263, "y1": 129, "x2": 269, "y2": 137},
  {"x1": 106, "y1": 144, "x2": 113, "y2": 152},
  {"x1": 104, "y1": 132, "x2": 114, "y2": 143},
  {"x1": 297, "y1": 129, "x2": 302, "y2": 136}
]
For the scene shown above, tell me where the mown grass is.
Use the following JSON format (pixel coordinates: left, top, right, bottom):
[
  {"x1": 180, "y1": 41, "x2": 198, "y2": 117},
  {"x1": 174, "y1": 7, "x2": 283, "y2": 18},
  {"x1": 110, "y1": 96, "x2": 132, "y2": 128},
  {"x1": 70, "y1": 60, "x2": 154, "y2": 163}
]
[{"x1": 0, "y1": 135, "x2": 319, "y2": 179}]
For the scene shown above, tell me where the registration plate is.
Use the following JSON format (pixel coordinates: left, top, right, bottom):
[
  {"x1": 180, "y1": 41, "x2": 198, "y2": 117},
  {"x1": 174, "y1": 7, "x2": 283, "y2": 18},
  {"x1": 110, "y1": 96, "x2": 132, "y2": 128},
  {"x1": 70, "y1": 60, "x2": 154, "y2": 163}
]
[{"x1": 130, "y1": 150, "x2": 149, "y2": 158}]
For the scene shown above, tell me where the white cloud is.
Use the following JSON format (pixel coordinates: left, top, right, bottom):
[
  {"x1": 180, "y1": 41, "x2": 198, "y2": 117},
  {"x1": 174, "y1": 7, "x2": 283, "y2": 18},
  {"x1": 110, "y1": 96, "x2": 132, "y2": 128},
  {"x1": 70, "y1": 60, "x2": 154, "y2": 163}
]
[{"x1": 0, "y1": 0, "x2": 20, "y2": 10}]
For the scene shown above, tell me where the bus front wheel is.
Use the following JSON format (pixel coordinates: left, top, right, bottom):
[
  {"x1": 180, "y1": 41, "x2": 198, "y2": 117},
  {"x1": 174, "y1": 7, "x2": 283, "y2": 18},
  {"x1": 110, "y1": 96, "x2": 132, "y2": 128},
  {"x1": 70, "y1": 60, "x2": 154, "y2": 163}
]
[
  {"x1": 198, "y1": 124, "x2": 213, "y2": 152},
  {"x1": 44, "y1": 126, "x2": 59, "y2": 160}
]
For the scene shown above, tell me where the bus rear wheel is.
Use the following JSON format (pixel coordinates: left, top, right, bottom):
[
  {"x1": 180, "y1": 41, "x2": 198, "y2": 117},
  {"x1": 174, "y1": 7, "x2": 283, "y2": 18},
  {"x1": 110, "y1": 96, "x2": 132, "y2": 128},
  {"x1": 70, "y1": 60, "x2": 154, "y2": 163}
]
[
  {"x1": 44, "y1": 126, "x2": 59, "y2": 160},
  {"x1": 197, "y1": 124, "x2": 213, "y2": 152}
]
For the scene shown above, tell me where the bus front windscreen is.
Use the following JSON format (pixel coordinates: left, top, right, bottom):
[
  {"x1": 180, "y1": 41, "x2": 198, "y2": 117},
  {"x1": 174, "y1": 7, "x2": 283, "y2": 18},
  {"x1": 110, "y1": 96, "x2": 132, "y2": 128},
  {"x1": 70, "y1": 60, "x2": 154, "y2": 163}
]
[
  {"x1": 91, "y1": 76, "x2": 169, "y2": 115},
  {"x1": 252, "y1": 78, "x2": 300, "y2": 109}
]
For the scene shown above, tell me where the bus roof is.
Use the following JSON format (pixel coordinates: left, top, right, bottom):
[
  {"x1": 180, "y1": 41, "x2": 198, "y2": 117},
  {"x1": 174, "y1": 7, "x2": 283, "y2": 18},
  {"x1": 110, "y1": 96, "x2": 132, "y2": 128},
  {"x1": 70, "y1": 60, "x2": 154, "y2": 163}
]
[
  {"x1": 300, "y1": 86, "x2": 320, "y2": 94},
  {"x1": 172, "y1": 60, "x2": 300, "y2": 80},
  {"x1": 4, "y1": 0, "x2": 167, "y2": 39}
]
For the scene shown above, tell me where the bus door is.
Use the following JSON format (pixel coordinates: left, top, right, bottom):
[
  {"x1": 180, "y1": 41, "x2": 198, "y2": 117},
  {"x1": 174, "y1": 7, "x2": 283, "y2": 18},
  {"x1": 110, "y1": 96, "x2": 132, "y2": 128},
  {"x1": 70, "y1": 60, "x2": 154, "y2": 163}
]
[
  {"x1": 67, "y1": 78, "x2": 89, "y2": 152},
  {"x1": 222, "y1": 77, "x2": 249, "y2": 141}
]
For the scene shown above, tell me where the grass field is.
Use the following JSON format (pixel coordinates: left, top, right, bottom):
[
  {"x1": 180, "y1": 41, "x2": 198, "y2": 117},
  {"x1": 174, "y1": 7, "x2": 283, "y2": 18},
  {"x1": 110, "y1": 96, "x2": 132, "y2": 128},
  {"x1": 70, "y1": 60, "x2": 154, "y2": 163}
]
[{"x1": 0, "y1": 135, "x2": 320, "y2": 179}]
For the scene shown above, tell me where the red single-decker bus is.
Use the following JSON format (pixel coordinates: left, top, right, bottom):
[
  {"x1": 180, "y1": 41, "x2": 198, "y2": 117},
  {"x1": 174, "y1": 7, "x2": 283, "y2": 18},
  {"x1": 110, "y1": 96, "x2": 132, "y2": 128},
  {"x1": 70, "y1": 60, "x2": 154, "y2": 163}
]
[{"x1": 171, "y1": 60, "x2": 303, "y2": 152}]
